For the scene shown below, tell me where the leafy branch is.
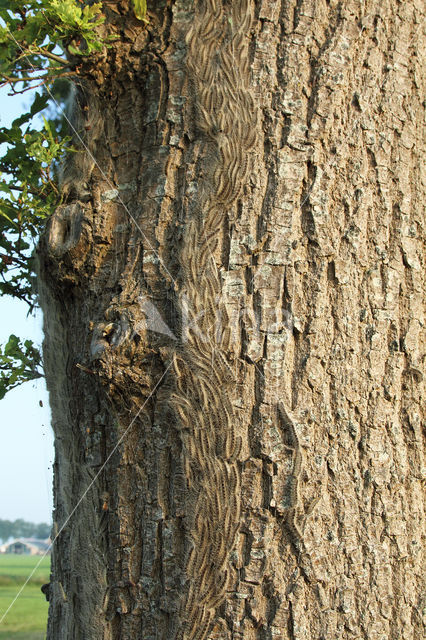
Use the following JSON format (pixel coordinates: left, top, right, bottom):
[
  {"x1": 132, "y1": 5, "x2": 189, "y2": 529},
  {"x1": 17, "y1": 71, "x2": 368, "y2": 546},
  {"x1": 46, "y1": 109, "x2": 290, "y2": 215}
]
[
  {"x1": 0, "y1": 90, "x2": 72, "y2": 309},
  {"x1": 0, "y1": 1, "x2": 107, "y2": 91},
  {"x1": 0, "y1": 334, "x2": 43, "y2": 400}
]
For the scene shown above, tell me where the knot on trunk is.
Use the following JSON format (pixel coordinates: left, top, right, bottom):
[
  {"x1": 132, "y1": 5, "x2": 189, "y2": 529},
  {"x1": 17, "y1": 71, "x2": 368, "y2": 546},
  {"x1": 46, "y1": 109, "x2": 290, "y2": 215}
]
[
  {"x1": 46, "y1": 202, "x2": 91, "y2": 260},
  {"x1": 39, "y1": 201, "x2": 92, "y2": 287}
]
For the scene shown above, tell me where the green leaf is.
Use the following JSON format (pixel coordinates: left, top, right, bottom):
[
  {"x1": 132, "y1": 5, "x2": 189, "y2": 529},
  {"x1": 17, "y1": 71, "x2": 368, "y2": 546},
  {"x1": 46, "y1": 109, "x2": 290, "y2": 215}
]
[
  {"x1": 0, "y1": 183, "x2": 12, "y2": 195},
  {"x1": 4, "y1": 334, "x2": 20, "y2": 357},
  {"x1": 30, "y1": 92, "x2": 50, "y2": 117},
  {"x1": 12, "y1": 112, "x2": 33, "y2": 128},
  {"x1": 0, "y1": 334, "x2": 43, "y2": 399},
  {"x1": 0, "y1": 207, "x2": 18, "y2": 227},
  {"x1": 133, "y1": 0, "x2": 148, "y2": 23},
  {"x1": 67, "y1": 43, "x2": 80, "y2": 56}
]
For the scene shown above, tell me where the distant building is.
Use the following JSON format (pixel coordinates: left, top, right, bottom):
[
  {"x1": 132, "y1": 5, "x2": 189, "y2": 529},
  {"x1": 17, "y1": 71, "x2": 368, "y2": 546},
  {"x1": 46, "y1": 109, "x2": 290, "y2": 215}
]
[{"x1": 0, "y1": 537, "x2": 51, "y2": 555}]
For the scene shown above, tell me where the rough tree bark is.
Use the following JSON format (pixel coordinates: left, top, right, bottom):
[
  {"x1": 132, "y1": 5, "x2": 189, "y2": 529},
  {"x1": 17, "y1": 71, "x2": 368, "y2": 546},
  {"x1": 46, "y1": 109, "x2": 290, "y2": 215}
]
[{"x1": 38, "y1": 1, "x2": 424, "y2": 638}]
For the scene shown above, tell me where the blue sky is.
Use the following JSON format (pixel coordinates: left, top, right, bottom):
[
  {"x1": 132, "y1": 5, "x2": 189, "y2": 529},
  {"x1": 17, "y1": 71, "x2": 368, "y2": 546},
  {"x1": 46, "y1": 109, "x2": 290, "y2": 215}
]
[{"x1": 0, "y1": 86, "x2": 54, "y2": 524}]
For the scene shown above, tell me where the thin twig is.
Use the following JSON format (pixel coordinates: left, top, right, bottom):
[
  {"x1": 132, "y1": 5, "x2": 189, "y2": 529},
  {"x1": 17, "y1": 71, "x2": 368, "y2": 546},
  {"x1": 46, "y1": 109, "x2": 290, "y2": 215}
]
[
  {"x1": 37, "y1": 48, "x2": 69, "y2": 66},
  {"x1": 4, "y1": 184, "x2": 49, "y2": 199}
]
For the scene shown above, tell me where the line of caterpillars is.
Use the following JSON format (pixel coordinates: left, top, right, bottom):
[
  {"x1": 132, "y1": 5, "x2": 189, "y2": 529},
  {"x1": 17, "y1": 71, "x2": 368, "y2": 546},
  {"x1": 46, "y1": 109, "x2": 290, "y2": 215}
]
[{"x1": 170, "y1": 1, "x2": 256, "y2": 639}]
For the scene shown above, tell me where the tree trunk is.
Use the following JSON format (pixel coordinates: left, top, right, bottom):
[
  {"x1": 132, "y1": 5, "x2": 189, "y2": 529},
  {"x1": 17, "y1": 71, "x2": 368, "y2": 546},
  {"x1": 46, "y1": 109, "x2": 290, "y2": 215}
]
[{"x1": 38, "y1": 1, "x2": 424, "y2": 638}]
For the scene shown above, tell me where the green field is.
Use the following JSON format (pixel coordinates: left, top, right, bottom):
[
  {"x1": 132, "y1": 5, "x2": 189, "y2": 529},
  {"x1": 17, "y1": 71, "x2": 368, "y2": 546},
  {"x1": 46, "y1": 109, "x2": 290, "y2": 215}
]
[{"x1": 0, "y1": 555, "x2": 50, "y2": 640}]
